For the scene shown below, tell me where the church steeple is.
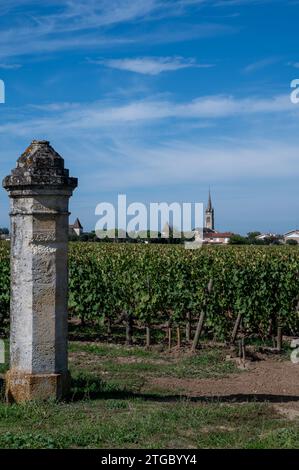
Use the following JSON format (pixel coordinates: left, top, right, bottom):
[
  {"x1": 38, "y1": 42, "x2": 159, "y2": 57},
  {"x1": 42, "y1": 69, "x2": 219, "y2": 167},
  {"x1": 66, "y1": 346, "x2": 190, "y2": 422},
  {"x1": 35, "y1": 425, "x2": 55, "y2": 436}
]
[
  {"x1": 205, "y1": 189, "x2": 215, "y2": 231},
  {"x1": 207, "y1": 189, "x2": 212, "y2": 212}
]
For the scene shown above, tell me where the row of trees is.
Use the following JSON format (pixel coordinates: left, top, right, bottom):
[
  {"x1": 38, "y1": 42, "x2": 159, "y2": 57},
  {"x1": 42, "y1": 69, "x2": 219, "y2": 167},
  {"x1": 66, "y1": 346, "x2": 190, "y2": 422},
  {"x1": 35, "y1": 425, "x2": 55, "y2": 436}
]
[
  {"x1": 69, "y1": 229, "x2": 190, "y2": 244},
  {"x1": 70, "y1": 230, "x2": 290, "y2": 246},
  {"x1": 229, "y1": 232, "x2": 284, "y2": 245}
]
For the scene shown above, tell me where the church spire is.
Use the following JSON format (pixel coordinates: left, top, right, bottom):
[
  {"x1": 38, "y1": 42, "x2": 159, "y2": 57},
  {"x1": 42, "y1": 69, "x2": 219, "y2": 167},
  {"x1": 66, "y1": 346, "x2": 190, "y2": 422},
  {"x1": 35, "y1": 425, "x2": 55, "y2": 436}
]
[
  {"x1": 205, "y1": 188, "x2": 215, "y2": 231},
  {"x1": 207, "y1": 188, "x2": 213, "y2": 212}
]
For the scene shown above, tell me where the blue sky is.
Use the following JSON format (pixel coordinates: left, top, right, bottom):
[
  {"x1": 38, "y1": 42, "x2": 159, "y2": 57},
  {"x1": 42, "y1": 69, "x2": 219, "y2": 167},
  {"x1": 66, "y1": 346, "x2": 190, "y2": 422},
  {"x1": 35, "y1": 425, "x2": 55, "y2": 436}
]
[{"x1": 0, "y1": 0, "x2": 299, "y2": 234}]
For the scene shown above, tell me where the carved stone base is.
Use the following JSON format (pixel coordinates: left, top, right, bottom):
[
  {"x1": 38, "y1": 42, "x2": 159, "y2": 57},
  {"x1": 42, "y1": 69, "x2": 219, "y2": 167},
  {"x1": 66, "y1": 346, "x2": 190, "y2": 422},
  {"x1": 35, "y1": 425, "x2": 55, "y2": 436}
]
[{"x1": 5, "y1": 370, "x2": 71, "y2": 402}]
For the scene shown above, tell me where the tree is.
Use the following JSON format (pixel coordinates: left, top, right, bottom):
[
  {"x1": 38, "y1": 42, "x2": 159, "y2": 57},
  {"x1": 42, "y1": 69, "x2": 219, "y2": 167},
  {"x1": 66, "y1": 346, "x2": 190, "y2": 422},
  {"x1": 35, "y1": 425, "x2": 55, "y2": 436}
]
[
  {"x1": 229, "y1": 234, "x2": 248, "y2": 245},
  {"x1": 286, "y1": 239, "x2": 298, "y2": 246},
  {"x1": 0, "y1": 228, "x2": 9, "y2": 235},
  {"x1": 246, "y1": 232, "x2": 266, "y2": 245},
  {"x1": 247, "y1": 231, "x2": 261, "y2": 240},
  {"x1": 263, "y1": 236, "x2": 281, "y2": 245}
]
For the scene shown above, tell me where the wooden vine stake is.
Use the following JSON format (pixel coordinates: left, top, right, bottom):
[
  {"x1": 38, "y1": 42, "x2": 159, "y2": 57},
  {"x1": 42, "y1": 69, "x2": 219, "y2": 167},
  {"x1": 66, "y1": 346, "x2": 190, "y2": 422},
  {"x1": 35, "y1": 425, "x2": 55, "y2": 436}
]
[
  {"x1": 145, "y1": 276, "x2": 151, "y2": 348},
  {"x1": 168, "y1": 325, "x2": 172, "y2": 350},
  {"x1": 191, "y1": 278, "x2": 213, "y2": 352},
  {"x1": 177, "y1": 327, "x2": 181, "y2": 348},
  {"x1": 186, "y1": 312, "x2": 191, "y2": 342},
  {"x1": 146, "y1": 326, "x2": 151, "y2": 348},
  {"x1": 191, "y1": 310, "x2": 205, "y2": 352},
  {"x1": 277, "y1": 326, "x2": 282, "y2": 353},
  {"x1": 125, "y1": 312, "x2": 133, "y2": 346},
  {"x1": 231, "y1": 313, "x2": 242, "y2": 344},
  {"x1": 242, "y1": 338, "x2": 246, "y2": 363},
  {"x1": 107, "y1": 317, "x2": 112, "y2": 338}
]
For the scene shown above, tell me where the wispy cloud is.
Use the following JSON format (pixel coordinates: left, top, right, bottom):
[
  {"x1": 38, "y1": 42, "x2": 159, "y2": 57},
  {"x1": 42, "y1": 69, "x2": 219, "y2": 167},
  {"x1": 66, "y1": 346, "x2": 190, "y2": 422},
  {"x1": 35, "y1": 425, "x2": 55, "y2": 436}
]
[
  {"x1": 288, "y1": 61, "x2": 299, "y2": 69},
  {"x1": 0, "y1": 94, "x2": 295, "y2": 137},
  {"x1": 0, "y1": 0, "x2": 238, "y2": 60},
  {"x1": 91, "y1": 139, "x2": 299, "y2": 191},
  {"x1": 243, "y1": 57, "x2": 279, "y2": 73},
  {"x1": 90, "y1": 56, "x2": 213, "y2": 75},
  {"x1": 0, "y1": 63, "x2": 22, "y2": 70},
  {"x1": 214, "y1": 0, "x2": 279, "y2": 5}
]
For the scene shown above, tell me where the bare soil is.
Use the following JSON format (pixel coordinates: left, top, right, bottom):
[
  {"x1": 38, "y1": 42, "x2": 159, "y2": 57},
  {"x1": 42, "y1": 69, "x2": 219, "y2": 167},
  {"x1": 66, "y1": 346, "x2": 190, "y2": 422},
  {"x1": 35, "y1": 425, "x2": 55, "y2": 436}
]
[{"x1": 147, "y1": 357, "x2": 299, "y2": 418}]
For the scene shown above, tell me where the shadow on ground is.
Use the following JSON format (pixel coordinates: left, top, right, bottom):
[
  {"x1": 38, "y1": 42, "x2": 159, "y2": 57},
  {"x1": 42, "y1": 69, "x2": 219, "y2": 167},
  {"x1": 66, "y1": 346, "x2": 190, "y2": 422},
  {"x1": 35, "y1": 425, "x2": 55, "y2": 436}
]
[{"x1": 70, "y1": 374, "x2": 299, "y2": 404}]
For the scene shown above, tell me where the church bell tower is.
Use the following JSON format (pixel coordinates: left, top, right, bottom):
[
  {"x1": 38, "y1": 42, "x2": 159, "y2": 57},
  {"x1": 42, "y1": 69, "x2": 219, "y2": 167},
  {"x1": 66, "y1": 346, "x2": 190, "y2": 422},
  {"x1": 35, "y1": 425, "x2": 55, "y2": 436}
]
[{"x1": 205, "y1": 189, "x2": 215, "y2": 231}]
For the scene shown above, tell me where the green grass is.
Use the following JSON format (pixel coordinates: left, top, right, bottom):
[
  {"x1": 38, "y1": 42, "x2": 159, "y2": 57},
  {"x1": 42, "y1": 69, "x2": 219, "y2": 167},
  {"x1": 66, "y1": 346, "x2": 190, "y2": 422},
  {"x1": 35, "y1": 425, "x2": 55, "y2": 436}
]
[
  {"x1": 69, "y1": 341, "x2": 163, "y2": 359},
  {"x1": 0, "y1": 394, "x2": 298, "y2": 449},
  {"x1": 68, "y1": 342, "x2": 237, "y2": 393},
  {"x1": 94, "y1": 350, "x2": 236, "y2": 380},
  {"x1": 0, "y1": 340, "x2": 298, "y2": 449}
]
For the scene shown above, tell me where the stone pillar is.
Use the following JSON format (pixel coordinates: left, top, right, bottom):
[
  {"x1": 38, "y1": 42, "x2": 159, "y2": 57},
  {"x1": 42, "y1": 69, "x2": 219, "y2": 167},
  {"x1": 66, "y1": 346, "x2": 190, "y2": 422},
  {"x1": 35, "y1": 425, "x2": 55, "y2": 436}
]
[{"x1": 2, "y1": 140, "x2": 77, "y2": 402}]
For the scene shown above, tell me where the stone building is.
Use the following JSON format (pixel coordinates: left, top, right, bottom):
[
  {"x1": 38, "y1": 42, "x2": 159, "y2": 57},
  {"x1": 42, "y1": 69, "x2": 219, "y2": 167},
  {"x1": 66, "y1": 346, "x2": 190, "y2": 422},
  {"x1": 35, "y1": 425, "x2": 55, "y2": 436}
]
[
  {"x1": 69, "y1": 218, "x2": 83, "y2": 236},
  {"x1": 203, "y1": 231, "x2": 233, "y2": 245},
  {"x1": 161, "y1": 222, "x2": 173, "y2": 238},
  {"x1": 284, "y1": 230, "x2": 299, "y2": 244}
]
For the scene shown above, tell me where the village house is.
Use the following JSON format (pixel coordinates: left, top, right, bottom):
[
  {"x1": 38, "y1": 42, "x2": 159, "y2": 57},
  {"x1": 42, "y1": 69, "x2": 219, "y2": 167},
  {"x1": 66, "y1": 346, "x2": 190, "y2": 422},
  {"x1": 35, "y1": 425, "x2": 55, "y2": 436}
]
[
  {"x1": 0, "y1": 228, "x2": 10, "y2": 241},
  {"x1": 203, "y1": 230, "x2": 233, "y2": 245},
  {"x1": 256, "y1": 233, "x2": 281, "y2": 241},
  {"x1": 69, "y1": 218, "x2": 83, "y2": 237},
  {"x1": 284, "y1": 230, "x2": 299, "y2": 244}
]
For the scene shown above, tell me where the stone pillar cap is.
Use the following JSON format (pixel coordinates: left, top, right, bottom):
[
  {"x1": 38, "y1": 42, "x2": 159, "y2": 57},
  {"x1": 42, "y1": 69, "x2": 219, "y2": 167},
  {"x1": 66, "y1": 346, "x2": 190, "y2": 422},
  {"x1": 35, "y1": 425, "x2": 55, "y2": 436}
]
[{"x1": 2, "y1": 140, "x2": 78, "y2": 192}]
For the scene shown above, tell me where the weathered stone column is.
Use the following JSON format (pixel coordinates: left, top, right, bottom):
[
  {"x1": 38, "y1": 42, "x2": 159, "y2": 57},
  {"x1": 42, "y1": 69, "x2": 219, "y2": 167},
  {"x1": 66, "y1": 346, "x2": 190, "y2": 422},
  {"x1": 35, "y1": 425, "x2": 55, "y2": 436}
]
[{"x1": 2, "y1": 140, "x2": 77, "y2": 402}]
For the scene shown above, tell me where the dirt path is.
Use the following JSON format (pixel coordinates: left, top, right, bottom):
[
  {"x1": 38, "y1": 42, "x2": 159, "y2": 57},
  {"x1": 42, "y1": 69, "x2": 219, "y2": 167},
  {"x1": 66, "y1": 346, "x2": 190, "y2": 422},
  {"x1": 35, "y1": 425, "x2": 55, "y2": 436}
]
[{"x1": 149, "y1": 359, "x2": 299, "y2": 417}]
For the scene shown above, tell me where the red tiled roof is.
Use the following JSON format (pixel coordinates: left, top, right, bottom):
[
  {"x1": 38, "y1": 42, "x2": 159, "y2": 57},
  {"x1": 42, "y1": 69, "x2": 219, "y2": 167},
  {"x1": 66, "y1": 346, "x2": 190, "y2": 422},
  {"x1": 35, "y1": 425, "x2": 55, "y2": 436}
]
[{"x1": 204, "y1": 232, "x2": 233, "y2": 238}]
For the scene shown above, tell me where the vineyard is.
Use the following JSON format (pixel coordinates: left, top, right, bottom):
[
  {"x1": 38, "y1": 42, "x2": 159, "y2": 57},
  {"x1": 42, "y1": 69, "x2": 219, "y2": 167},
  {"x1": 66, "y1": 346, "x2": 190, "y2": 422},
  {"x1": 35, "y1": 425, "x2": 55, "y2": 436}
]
[{"x1": 1, "y1": 241, "x2": 299, "y2": 345}]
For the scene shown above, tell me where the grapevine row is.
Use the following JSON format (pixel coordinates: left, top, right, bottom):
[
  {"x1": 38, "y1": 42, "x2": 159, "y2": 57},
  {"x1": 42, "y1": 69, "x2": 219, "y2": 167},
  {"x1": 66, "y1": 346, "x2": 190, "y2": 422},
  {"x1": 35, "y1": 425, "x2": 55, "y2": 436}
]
[{"x1": 1, "y1": 242, "x2": 299, "y2": 342}]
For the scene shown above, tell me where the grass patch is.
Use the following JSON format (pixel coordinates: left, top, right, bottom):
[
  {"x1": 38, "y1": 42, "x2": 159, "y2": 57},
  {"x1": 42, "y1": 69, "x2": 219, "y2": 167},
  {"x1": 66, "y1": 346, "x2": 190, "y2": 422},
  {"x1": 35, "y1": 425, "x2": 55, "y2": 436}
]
[
  {"x1": 0, "y1": 395, "x2": 297, "y2": 449},
  {"x1": 69, "y1": 341, "x2": 162, "y2": 359},
  {"x1": 0, "y1": 339, "x2": 298, "y2": 449},
  {"x1": 70, "y1": 342, "x2": 237, "y2": 382}
]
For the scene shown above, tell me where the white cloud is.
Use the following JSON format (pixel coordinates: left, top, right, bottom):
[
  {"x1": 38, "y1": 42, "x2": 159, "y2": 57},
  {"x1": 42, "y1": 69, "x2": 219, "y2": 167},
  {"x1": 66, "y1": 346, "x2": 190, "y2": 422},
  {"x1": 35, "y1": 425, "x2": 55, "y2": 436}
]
[
  {"x1": 90, "y1": 139, "x2": 299, "y2": 191},
  {"x1": 0, "y1": 1, "x2": 238, "y2": 60},
  {"x1": 92, "y1": 56, "x2": 213, "y2": 75},
  {"x1": 0, "y1": 94, "x2": 296, "y2": 137},
  {"x1": 0, "y1": 1, "x2": 158, "y2": 60}
]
